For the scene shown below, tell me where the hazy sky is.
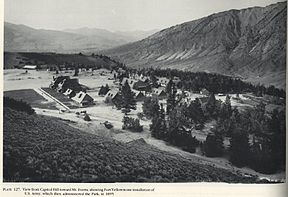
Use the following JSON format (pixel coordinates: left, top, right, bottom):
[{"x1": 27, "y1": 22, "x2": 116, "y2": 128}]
[{"x1": 5, "y1": 0, "x2": 286, "y2": 32}]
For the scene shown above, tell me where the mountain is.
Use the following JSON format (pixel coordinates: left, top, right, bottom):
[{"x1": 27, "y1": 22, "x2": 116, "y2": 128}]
[
  {"x1": 4, "y1": 23, "x2": 156, "y2": 53},
  {"x1": 103, "y1": 2, "x2": 287, "y2": 89},
  {"x1": 63, "y1": 27, "x2": 158, "y2": 42}
]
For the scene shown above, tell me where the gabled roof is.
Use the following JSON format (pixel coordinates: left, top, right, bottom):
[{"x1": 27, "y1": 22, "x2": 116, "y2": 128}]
[
  {"x1": 152, "y1": 88, "x2": 166, "y2": 95},
  {"x1": 120, "y1": 78, "x2": 136, "y2": 86},
  {"x1": 105, "y1": 90, "x2": 120, "y2": 99},
  {"x1": 63, "y1": 88, "x2": 74, "y2": 96},
  {"x1": 72, "y1": 91, "x2": 93, "y2": 103}
]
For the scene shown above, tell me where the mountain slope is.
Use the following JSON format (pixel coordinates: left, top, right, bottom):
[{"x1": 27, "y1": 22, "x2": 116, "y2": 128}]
[
  {"x1": 3, "y1": 107, "x2": 259, "y2": 182},
  {"x1": 4, "y1": 23, "x2": 155, "y2": 53},
  {"x1": 103, "y1": 2, "x2": 286, "y2": 88}
]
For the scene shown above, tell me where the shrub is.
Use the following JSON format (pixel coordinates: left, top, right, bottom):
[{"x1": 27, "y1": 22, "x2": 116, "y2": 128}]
[
  {"x1": 122, "y1": 116, "x2": 143, "y2": 132},
  {"x1": 84, "y1": 114, "x2": 91, "y2": 121},
  {"x1": 4, "y1": 97, "x2": 35, "y2": 115}
]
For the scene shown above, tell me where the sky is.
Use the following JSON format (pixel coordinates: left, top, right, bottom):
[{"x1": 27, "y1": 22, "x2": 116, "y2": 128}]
[{"x1": 4, "y1": 0, "x2": 286, "y2": 32}]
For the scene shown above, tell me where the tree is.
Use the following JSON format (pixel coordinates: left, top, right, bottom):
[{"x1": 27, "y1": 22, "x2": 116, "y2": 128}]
[
  {"x1": 185, "y1": 98, "x2": 205, "y2": 126},
  {"x1": 98, "y1": 84, "x2": 110, "y2": 96},
  {"x1": 120, "y1": 81, "x2": 136, "y2": 114},
  {"x1": 205, "y1": 93, "x2": 219, "y2": 119},
  {"x1": 122, "y1": 116, "x2": 143, "y2": 132},
  {"x1": 269, "y1": 109, "x2": 286, "y2": 170},
  {"x1": 84, "y1": 114, "x2": 91, "y2": 121},
  {"x1": 204, "y1": 131, "x2": 224, "y2": 157},
  {"x1": 142, "y1": 96, "x2": 159, "y2": 119},
  {"x1": 229, "y1": 128, "x2": 250, "y2": 167},
  {"x1": 219, "y1": 95, "x2": 232, "y2": 120},
  {"x1": 166, "y1": 80, "x2": 177, "y2": 114},
  {"x1": 74, "y1": 67, "x2": 79, "y2": 76},
  {"x1": 150, "y1": 73, "x2": 158, "y2": 88},
  {"x1": 150, "y1": 104, "x2": 167, "y2": 139}
]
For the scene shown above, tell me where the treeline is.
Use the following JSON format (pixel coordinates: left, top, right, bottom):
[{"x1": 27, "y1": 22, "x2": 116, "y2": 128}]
[
  {"x1": 117, "y1": 65, "x2": 285, "y2": 98},
  {"x1": 142, "y1": 81, "x2": 285, "y2": 174}
]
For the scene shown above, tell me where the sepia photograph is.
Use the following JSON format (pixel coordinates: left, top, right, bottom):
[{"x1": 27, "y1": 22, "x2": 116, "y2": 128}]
[{"x1": 2, "y1": 0, "x2": 286, "y2": 186}]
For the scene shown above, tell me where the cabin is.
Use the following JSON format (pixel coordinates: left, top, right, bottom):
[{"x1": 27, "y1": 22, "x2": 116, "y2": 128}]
[
  {"x1": 57, "y1": 78, "x2": 83, "y2": 93},
  {"x1": 120, "y1": 77, "x2": 136, "y2": 87},
  {"x1": 72, "y1": 91, "x2": 94, "y2": 106},
  {"x1": 200, "y1": 88, "x2": 210, "y2": 96},
  {"x1": 132, "y1": 80, "x2": 150, "y2": 91},
  {"x1": 23, "y1": 65, "x2": 37, "y2": 70},
  {"x1": 133, "y1": 90, "x2": 146, "y2": 101},
  {"x1": 104, "y1": 90, "x2": 122, "y2": 104},
  {"x1": 158, "y1": 77, "x2": 170, "y2": 87},
  {"x1": 152, "y1": 88, "x2": 167, "y2": 100}
]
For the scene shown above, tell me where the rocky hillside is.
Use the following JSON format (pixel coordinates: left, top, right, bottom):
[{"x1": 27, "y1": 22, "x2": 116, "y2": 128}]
[
  {"x1": 103, "y1": 2, "x2": 286, "y2": 89},
  {"x1": 3, "y1": 107, "x2": 260, "y2": 183}
]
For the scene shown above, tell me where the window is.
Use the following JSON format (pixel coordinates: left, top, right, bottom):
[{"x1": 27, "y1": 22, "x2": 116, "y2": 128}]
[{"x1": 78, "y1": 93, "x2": 82, "y2": 98}]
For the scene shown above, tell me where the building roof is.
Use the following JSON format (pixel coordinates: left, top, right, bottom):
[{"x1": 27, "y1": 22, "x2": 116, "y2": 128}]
[
  {"x1": 105, "y1": 90, "x2": 120, "y2": 99},
  {"x1": 23, "y1": 65, "x2": 37, "y2": 69},
  {"x1": 72, "y1": 91, "x2": 93, "y2": 104}
]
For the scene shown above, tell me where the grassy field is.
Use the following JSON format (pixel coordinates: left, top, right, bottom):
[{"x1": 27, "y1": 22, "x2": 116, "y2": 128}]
[
  {"x1": 4, "y1": 89, "x2": 57, "y2": 110},
  {"x1": 3, "y1": 107, "x2": 261, "y2": 183}
]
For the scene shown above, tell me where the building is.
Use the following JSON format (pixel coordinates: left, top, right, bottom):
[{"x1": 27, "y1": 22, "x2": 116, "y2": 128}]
[
  {"x1": 200, "y1": 88, "x2": 210, "y2": 96},
  {"x1": 72, "y1": 91, "x2": 94, "y2": 106},
  {"x1": 133, "y1": 90, "x2": 146, "y2": 101},
  {"x1": 23, "y1": 65, "x2": 37, "y2": 70},
  {"x1": 57, "y1": 78, "x2": 83, "y2": 93},
  {"x1": 158, "y1": 77, "x2": 170, "y2": 87},
  {"x1": 120, "y1": 77, "x2": 136, "y2": 87},
  {"x1": 132, "y1": 80, "x2": 150, "y2": 91},
  {"x1": 50, "y1": 76, "x2": 70, "y2": 89},
  {"x1": 152, "y1": 88, "x2": 167, "y2": 100},
  {"x1": 104, "y1": 90, "x2": 122, "y2": 104}
]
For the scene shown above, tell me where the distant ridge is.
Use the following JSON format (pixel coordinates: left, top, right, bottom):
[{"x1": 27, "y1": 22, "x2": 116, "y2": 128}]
[
  {"x1": 4, "y1": 22, "x2": 157, "y2": 53},
  {"x1": 103, "y1": 2, "x2": 287, "y2": 89}
]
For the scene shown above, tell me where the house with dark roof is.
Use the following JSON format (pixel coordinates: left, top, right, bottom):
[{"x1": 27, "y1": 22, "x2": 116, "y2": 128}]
[
  {"x1": 133, "y1": 90, "x2": 146, "y2": 101},
  {"x1": 132, "y1": 80, "x2": 150, "y2": 91},
  {"x1": 104, "y1": 90, "x2": 122, "y2": 104},
  {"x1": 50, "y1": 76, "x2": 70, "y2": 89},
  {"x1": 152, "y1": 88, "x2": 167, "y2": 100},
  {"x1": 72, "y1": 91, "x2": 94, "y2": 106}
]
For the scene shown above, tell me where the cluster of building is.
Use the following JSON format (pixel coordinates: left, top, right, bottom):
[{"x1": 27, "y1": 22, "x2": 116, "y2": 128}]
[{"x1": 50, "y1": 76, "x2": 94, "y2": 107}]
